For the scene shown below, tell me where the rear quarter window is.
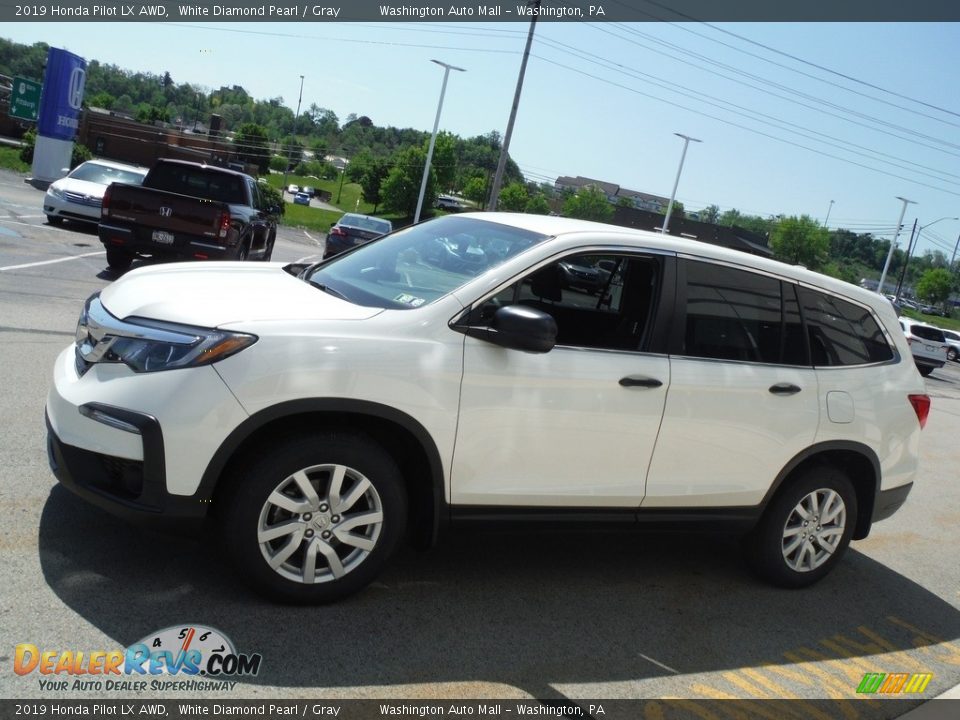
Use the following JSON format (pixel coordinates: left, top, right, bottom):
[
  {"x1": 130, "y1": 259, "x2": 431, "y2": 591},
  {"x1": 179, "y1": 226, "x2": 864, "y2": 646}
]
[
  {"x1": 910, "y1": 325, "x2": 946, "y2": 342},
  {"x1": 800, "y1": 288, "x2": 894, "y2": 366}
]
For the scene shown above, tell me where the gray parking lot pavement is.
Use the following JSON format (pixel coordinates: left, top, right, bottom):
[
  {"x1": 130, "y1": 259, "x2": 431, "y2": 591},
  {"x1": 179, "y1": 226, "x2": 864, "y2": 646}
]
[{"x1": 1, "y1": 169, "x2": 958, "y2": 717}]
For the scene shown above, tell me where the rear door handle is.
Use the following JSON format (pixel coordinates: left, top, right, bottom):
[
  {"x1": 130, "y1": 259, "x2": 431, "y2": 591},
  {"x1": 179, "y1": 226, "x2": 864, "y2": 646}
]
[
  {"x1": 769, "y1": 383, "x2": 802, "y2": 396},
  {"x1": 619, "y1": 376, "x2": 663, "y2": 388}
]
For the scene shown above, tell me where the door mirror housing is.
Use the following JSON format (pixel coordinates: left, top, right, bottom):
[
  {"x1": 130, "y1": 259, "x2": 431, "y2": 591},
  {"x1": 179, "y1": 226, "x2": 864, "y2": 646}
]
[{"x1": 463, "y1": 305, "x2": 557, "y2": 353}]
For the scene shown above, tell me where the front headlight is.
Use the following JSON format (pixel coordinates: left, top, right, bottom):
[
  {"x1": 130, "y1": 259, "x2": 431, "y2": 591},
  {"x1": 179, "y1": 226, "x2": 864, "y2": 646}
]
[
  {"x1": 47, "y1": 184, "x2": 65, "y2": 200},
  {"x1": 75, "y1": 294, "x2": 258, "y2": 374}
]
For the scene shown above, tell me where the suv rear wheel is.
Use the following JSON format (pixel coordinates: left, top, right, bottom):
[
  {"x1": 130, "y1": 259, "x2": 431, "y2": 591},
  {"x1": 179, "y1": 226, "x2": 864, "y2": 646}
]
[
  {"x1": 220, "y1": 432, "x2": 407, "y2": 603},
  {"x1": 744, "y1": 465, "x2": 857, "y2": 588}
]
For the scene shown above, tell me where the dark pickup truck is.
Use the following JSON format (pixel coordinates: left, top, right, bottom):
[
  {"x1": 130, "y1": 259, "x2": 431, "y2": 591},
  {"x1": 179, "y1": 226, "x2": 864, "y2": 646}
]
[{"x1": 99, "y1": 159, "x2": 279, "y2": 271}]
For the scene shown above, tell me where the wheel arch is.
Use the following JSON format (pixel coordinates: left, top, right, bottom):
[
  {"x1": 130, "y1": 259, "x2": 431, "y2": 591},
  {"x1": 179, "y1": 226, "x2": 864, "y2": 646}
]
[
  {"x1": 761, "y1": 441, "x2": 881, "y2": 540},
  {"x1": 201, "y1": 399, "x2": 447, "y2": 548}
]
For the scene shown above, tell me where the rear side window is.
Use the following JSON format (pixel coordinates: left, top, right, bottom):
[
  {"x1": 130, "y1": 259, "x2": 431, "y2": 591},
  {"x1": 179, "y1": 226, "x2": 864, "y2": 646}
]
[
  {"x1": 910, "y1": 324, "x2": 946, "y2": 342},
  {"x1": 681, "y1": 261, "x2": 806, "y2": 365},
  {"x1": 800, "y1": 288, "x2": 894, "y2": 366}
]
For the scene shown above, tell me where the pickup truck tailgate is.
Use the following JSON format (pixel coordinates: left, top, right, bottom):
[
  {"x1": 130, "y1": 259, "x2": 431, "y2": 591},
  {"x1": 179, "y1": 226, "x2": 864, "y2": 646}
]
[{"x1": 103, "y1": 184, "x2": 227, "y2": 246}]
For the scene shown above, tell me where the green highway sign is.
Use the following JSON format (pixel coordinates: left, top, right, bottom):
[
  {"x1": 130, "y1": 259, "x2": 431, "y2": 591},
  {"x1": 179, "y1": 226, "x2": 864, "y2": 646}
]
[{"x1": 9, "y1": 77, "x2": 41, "y2": 122}]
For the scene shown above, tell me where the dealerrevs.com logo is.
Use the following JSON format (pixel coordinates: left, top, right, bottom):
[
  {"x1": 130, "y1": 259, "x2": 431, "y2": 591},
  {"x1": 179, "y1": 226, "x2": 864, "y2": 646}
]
[{"x1": 14, "y1": 625, "x2": 262, "y2": 692}]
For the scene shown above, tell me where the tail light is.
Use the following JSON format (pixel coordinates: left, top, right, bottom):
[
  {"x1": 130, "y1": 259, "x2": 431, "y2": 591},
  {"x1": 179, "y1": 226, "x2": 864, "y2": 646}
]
[
  {"x1": 329, "y1": 226, "x2": 347, "y2": 237},
  {"x1": 908, "y1": 394, "x2": 931, "y2": 429},
  {"x1": 101, "y1": 186, "x2": 112, "y2": 217},
  {"x1": 218, "y1": 209, "x2": 231, "y2": 238}
]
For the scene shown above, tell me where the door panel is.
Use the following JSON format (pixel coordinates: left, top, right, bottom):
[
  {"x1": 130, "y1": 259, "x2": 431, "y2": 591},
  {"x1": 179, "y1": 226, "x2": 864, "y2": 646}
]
[{"x1": 452, "y1": 342, "x2": 669, "y2": 506}]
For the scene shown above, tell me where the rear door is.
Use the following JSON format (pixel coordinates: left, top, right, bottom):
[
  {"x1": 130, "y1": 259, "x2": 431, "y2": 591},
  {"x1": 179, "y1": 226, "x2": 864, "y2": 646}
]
[{"x1": 644, "y1": 258, "x2": 820, "y2": 508}]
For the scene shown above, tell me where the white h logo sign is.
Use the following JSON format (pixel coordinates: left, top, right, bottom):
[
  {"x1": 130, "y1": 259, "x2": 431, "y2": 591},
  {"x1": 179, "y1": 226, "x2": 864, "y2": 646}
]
[{"x1": 68, "y1": 67, "x2": 86, "y2": 111}]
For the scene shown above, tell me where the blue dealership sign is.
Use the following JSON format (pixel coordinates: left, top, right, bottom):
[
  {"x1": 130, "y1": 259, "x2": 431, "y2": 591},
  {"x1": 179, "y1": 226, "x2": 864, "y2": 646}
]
[{"x1": 37, "y1": 47, "x2": 86, "y2": 141}]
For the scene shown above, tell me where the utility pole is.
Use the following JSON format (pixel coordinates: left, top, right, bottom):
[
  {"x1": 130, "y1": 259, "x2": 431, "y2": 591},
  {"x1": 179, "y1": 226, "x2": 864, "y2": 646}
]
[
  {"x1": 823, "y1": 199, "x2": 835, "y2": 228},
  {"x1": 281, "y1": 75, "x2": 305, "y2": 198},
  {"x1": 894, "y1": 218, "x2": 918, "y2": 300},
  {"x1": 662, "y1": 133, "x2": 701, "y2": 234},
  {"x1": 488, "y1": 0, "x2": 540, "y2": 212}
]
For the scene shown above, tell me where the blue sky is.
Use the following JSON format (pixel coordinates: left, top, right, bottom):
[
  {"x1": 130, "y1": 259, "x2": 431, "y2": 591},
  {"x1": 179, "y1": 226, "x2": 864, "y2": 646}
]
[{"x1": 5, "y1": 20, "x2": 960, "y2": 259}]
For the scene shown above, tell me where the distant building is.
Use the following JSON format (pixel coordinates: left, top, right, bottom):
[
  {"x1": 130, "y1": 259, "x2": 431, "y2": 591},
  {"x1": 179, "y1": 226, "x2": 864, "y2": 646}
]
[{"x1": 553, "y1": 175, "x2": 669, "y2": 212}]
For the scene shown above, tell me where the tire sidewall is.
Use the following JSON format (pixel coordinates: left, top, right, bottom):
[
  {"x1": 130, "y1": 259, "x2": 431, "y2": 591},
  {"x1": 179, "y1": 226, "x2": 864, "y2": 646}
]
[
  {"x1": 746, "y1": 466, "x2": 858, "y2": 588},
  {"x1": 219, "y1": 432, "x2": 407, "y2": 603}
]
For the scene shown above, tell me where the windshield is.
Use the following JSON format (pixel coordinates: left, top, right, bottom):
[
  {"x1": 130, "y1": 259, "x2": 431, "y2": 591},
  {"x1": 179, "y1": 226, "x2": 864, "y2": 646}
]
[
  {"x1": 69, "y1": 162, "x2": 146, "y2": 186},
  {"x1": 307, "y1": 216, "x2": 548, "y2": 309}
]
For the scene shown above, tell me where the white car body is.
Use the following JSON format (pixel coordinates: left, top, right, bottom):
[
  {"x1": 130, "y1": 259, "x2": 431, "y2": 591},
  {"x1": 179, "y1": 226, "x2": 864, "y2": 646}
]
[
  {"x1": 43, "y1": 159, "x2": 147, "y2": 224},
  {"x1": 47, "y1": 213, "x2": 929, "y2": 601}
]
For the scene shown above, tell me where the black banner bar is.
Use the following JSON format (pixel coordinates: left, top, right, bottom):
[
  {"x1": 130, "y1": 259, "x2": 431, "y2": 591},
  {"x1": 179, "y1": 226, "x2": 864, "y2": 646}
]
[
  {"x1": 3, "y1": 0, "x2": 960, "y2": 23},
  {"x1": 1, "y1": 699, "x2": 957, "y2": 720}
]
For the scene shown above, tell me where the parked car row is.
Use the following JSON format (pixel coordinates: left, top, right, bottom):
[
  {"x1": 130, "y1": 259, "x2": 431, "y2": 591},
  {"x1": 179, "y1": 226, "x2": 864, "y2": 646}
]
[{"x1": 43, "y1": 159, "x2": 148, "y2": 226}]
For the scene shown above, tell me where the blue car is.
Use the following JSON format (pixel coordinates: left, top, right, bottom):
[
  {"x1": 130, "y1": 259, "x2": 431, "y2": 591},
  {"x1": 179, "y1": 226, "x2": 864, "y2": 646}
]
[{"x1": 293, "y1": 192, "x2": 311, "y2": 206}]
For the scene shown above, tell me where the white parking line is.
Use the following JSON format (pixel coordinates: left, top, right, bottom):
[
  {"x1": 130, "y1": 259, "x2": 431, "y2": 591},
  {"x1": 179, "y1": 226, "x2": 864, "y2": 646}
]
[
  {"x1": 638, "y1": 653, "x2": 680, "y2": 674},
  {"x1": 0, "y1": 250, "x2": 105, "y2": 272},
  {"x1": 303, "y1": 230, "x2": 323, "y2": 247}
]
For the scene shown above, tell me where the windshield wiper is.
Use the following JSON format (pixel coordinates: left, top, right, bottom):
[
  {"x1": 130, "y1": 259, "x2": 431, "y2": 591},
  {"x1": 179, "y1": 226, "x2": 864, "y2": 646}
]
[{"x1": 309, "y1": 279, "x2": 348, "y2": 300}]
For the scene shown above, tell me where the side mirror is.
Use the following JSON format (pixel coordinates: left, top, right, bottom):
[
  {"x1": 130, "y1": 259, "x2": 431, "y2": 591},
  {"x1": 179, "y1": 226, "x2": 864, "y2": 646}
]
[{"x1": 464, "y1": 305, "x2": 557, "y2": 353}]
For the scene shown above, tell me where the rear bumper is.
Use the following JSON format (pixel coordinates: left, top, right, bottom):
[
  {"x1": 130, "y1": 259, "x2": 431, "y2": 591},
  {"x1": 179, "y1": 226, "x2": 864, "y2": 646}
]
[
  {"x1": 99, "y1": 222, "x2": 237, "y2": 261},
  {"x1": 871, "y1": 482, "x2": 913, "y2": 523}
]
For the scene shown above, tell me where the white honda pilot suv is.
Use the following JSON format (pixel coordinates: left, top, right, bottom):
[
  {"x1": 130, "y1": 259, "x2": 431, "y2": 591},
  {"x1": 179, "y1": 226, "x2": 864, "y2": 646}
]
[{"x1": 47, "y1": 214, "x2": 930, "y2": 602}]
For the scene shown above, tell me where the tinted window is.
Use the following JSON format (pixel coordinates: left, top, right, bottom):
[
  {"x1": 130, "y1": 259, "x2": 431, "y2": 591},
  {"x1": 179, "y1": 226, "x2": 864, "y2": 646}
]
[
  {"x1": 471, "y1": 253, "x2": 660, "y2": 351},
  {"x1": 800, "y1": 288, "x2": 894, "y2": 366},
  {"x1": 146, "y1": 164, "x2": 246, "y2": 204},
  {"x1": 909, "y1": 324, "x2": 945, "y2": 342},
  {"x1": 682, "y1": 261, "x2": 806, "y2": 365}
]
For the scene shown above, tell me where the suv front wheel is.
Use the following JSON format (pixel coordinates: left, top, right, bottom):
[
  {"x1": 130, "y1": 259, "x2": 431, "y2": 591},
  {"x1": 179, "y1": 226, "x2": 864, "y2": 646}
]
[
  {"x1": 744, "y1": 466, "x2": 857, "y2": 588},
  {"x1": 220, "y1": 432, "x2": 407, "y2": 603}
]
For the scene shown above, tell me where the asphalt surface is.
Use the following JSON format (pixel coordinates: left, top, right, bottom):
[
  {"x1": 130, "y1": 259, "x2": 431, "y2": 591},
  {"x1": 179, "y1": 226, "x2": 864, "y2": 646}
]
[{"x1": 0, "y1": 169, "x2": 958, "y2": 717}]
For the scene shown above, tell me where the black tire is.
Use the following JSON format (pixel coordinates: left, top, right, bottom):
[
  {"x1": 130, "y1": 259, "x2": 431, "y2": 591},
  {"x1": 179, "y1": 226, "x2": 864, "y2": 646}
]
[
  {"x1": 261, "y1": 232, "x2": 275, "y2": 261},
  {"x1": 219, "y1": 432, "x2": 407, "y2": 603},
  {"x1": 46, "y1": 215, "x2": 64, "y2": 226},
  {"x1": 105, "y1": 247, "x2": 133, "y2": 271},
  {"x1": 743, "y1": 465, "x2": 857, "y2": 588},
  {"x1": 236, "y1": 240, "x2": 250, "y2": 261},
  {"x1": 948, "y1": 348, "x2": 957, "y2": 363}
]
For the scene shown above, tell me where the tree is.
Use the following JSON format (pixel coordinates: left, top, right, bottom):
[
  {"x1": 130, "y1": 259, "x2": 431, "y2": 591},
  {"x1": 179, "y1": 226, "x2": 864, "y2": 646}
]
[
  {"x1": 234, "y1": 123, "x2": 271, "y2": 173},
  {"x1": 463, "y1": 176, "x2": 488, "y2": 209},
  {"x1": 701, "y1": 204, "x2": 721, "y2": 224},
  {"x1": 381, "y1": 145, "x2": 433, "y2": 217},
  {"x1": 915, "y1": 268, "x2": 953, "y2": 305},
  {"x1": 562, "y1": 186, "x2": 613, "y2": 222},
  {"x1": 525, "y1": 194, "x2": 551, "y2": 215},
  {"x1": 498, "y1": 182, "x2": 529, "y2": 212},
  {"x1": 769, "y1": 215, "x2": 829, "y2": 269},
  {"x1": 360, "y1": 158, "x2": 391, "y2": 212},
  {"x1": 616, "y1": 196, "x2": 634, "y2": 208}
]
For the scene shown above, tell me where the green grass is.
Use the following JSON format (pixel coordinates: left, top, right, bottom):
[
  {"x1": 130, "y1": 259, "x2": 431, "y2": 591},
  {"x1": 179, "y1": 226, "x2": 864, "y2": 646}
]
[
  {"x1": 901, "y1": 308, "x2": 960, "y2": 331},
  {"x1": 0, "y1": 146, "x2": 29, "y2": 173}
]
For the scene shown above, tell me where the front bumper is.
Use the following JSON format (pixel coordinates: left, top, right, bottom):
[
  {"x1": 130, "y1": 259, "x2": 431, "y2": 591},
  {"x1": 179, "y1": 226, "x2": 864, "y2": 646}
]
[
  {"x1": 47, "y1": 411, "x2": 207, "y2": 528},
  {"x1": 44, "y1": 193, "x2": 101, "y2": 223},
  {"x1": 46, "y1": 344, "x2": 250, "y2": 524}
]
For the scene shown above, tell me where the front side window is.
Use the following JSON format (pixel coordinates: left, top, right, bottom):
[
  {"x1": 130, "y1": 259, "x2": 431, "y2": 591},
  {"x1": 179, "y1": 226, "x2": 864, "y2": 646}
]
[
  {"x1": 306, "y1": 216, "x2": 548, "y2": 309},
  {"x1": 681, "y1": 261, "x2": 806, "y2": 365},
  {"x1": 800, "y1": 288, "x2": 894, "y2": 366},
  {"x1": 470, "y1": 252, "x2": 661, "y2": 351}
]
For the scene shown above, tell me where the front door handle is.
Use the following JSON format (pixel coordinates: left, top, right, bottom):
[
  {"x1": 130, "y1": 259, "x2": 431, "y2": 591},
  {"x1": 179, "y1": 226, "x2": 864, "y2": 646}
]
[
  {"x1": 619, "y1": 376, "x2": 663, "y2": 388},
  {"x1": 769, "y1": 383, "x2": 802, "y2": 396}
]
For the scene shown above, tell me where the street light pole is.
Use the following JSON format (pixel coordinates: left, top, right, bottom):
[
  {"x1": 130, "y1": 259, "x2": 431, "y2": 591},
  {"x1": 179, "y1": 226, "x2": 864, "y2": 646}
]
[
  {"x1": 661, "y1": 133, "x2": 701, "y2": 234},
  {"x1": 414, "y1": 59, "x2": 465, "y2": 224},
  {"x1": 877, "y1": 196, "x2": 916, "y2": 295},
  {"x1": 281, "y1": 74, "x2": 305, "y2": 198},
  {"x1": 823, "y1": 199, "x2": 835, "y2": 228}
]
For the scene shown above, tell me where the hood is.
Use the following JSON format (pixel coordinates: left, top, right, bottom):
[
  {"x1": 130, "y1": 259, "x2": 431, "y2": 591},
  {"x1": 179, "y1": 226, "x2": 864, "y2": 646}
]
[{"x1": 99, "y1": 262, "x2": 383, "y2": 327}]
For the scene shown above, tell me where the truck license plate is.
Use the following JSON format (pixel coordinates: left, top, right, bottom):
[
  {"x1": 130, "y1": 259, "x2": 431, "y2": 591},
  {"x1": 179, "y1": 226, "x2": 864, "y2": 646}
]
[{"x1": 152, "y1": 230, "x2": 174, "y2": 245}]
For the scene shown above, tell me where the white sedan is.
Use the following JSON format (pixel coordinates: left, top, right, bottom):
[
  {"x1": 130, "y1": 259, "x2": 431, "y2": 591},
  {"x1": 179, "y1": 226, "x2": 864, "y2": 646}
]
[{"x1": 43, "y1": 159, "x2": 148, "y2": 225}]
